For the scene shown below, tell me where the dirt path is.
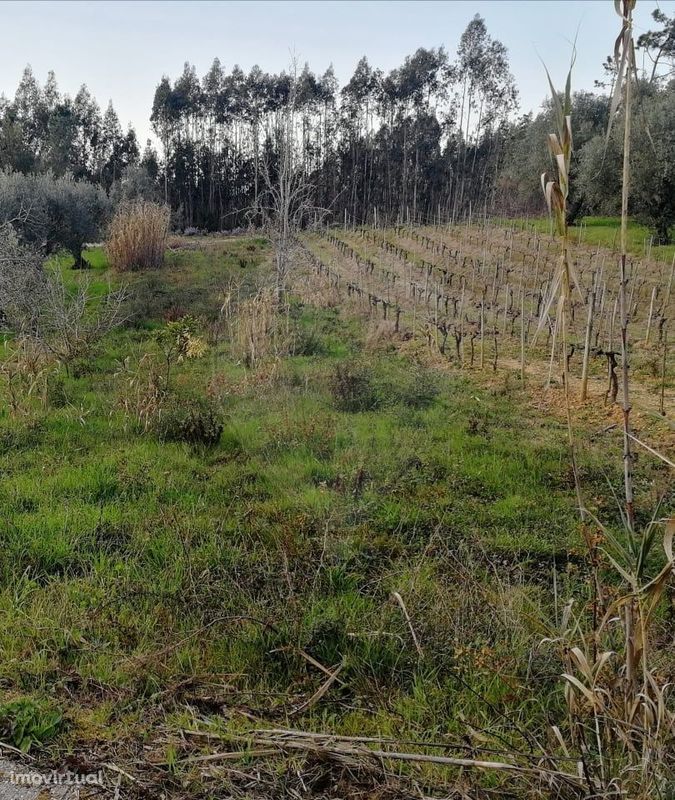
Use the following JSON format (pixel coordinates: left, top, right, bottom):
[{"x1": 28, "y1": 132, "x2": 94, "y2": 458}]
[{"x1": 497, "y1": 355, "x2": 674, "y2": 457}]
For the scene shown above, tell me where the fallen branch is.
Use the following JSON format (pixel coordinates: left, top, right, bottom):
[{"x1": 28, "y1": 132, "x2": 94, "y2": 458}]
[
  {"x1": 625, "y1": 431, "x2": 674, "y2": 469},
  {"x1": 391, "y1": 591, "x2": 423, "y2": 657},
  {"x1": 179, "y1": 728, "x2": 589, "y2": 791},
  {"x1": 290, "y1": 662, "x2": 344, "y2": 717}
]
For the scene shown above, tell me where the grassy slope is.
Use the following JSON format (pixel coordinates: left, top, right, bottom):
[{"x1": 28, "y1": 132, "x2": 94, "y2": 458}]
[{"x1": 0, "y1": 239, "x2": 670, "y2": 790}]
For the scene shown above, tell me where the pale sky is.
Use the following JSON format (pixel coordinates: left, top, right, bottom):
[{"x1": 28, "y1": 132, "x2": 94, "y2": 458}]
[{"x1": 0, "y1": 0, "x2": 672, "y2": 144}]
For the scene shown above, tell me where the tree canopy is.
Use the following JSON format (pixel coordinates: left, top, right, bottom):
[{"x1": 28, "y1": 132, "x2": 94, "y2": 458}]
[{"x1": 0, "y1": 9, "x2": 673, "y2": 240}]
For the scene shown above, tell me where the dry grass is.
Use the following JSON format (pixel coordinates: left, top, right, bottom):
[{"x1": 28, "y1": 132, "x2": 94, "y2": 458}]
[
  {"x1": 106, "y1": 201, "x2": 170, "y2": 272},
  {"x1": 231, "y1": 287, "x2": 287, "y2": 368},
  {"x1": 365, "y1": 319, "x2": 400, "y2": 351}
]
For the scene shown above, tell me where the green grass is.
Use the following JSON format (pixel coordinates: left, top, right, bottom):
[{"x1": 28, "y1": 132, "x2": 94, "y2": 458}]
[
  {"x1": 46, "y1": 247, "x2": 113, "y2": 298},
  {"x1": 0, "y1": 237, "x2": 670, "y2": 790},
  {"x1": 501, "y1": 215, "x2": 675, "y2": 262}
]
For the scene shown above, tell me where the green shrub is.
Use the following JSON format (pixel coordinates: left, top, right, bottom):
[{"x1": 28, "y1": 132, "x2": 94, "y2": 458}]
[
  {"x1": 331, "y1": 358, "x2": 441, "y2": 412},
  {"x1": 306, "y1": 618, "x2": 349, "y2": 666},
  {"x1": 0, "y1": 698, "x2": 62, "y2": 752},
  {"x1": 46, "y1": 372, "x2": 68, "y2": 408},
  {"x1": 155, "y1": 394, "x2": 223, "y2": 447},
  {"x1": 125, "y1": 273, "x2": 168, "y2": 324},
  {"x1": 292, "y1": 325, "x2": 326, "y2": 356},
  {"x1": 329, "y1": 361, "x2": 379, "y2": 412},
  {"x1": 389, "y1": 365, "x2": 440, "y2": 408},
  {"x1": 0, "y1": 419, "x2": 45, "y2": 451}
]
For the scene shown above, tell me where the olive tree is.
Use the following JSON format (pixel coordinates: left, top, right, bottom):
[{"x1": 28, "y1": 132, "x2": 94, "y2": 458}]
[
  {"x1": 631, "y1": 82, "x2": 675, "y2": 243},
  {"x1": 0, "y1": 170, "x2": 110, "y2": 265},
  {"x1": 576, "y1": 82, "x2": 675, "y2": 243}
]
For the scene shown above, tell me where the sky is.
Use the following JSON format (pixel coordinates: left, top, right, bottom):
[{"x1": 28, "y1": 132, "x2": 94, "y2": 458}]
[{"x1": 0, "y1": 0, "x2": 672, "y2": 144}]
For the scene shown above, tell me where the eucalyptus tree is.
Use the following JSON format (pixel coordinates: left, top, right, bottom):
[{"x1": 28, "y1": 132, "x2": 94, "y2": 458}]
[
  {"x1": 151, "y1": 77, "x2": 174, "y2": 204},
  {"x1": 340, "y1": 56, "x2": 382, "y2": 224},
  {"x1": 315, "y1": 66, "x2": 339, "y2": 209},
  {"x1": 136, "y1": 15, "x2": 524, "y2": 229},
  {"x1": 71, "y1": 86, "x2": 102, "y2": 180},
  {"x1": 296, "y1": 63, "x2": 321, "y2": 173},
  {"x1": 454, "y1": 14, "x2": 517, "y2": 216},
  {"x1": 0, "y1": 18, "x2": 514, "y2": 230},
  {"x1": 394, "y1": 46, "x2": 449, "y2": 220},
  {"x1": 140, "y1": 19, "x2": 519, "y2": 229},
  {"x1": 170, "y1": 63, "x2": 203, "y2": 226},
  {"x1": 12, "y1": 66, "x2": 45, "y2": 169},
  {"x1": 99, "y1": 101, "x2": 131, "y2": 189},
  {"x1": 245, "y1": 64, "x2": 267, "y2": 216}
]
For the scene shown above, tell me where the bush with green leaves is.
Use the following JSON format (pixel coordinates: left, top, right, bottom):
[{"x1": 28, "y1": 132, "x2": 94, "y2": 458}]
[
  {"x1": 571, "y1": 82, "x2": 675, "y2": 242},
  {"x1": 154, "y1": 394, "x2": 224, "y2": 447},
  {"x1": 631, "y1": 82, "x2": 675, "y2": 243},
  {"x1": 329, "y1": 361, "x2": 379, "y2": 412},
  {"x1": 153, "y1": 314, "x2": 206, "y2": 388},
  {"x1": 384, "y1": 364, "x2": 440, "y2": 409},
  {"x1": 291, "y1": 324, "x2": 326, "y2": 356},
  {"x1": 0, "y1": 697, "x2": 62, "y2": 752}
]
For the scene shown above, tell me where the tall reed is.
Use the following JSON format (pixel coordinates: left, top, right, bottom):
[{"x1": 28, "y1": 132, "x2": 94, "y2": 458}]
[
  {"x1": 552, "y1": 7, "x2": 675, "y2": 795},
  {"x1": 539, "y1": 57, "x2": 585, "y2": 516},
  {"x1": 106, "y1": 201, "x2": 170, "y2": 272},
  {"x1": 615, "y1": 0, "x2": 636, "y2": 532}
]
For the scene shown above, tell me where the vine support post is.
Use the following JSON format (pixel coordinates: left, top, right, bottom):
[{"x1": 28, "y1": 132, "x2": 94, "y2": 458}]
[{"x1": 580, "y1": 268, "x2": 600, "y2": 401}]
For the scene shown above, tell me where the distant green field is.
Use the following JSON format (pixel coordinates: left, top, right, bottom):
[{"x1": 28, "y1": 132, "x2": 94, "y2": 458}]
[{"x1": 500, "y1": 216, "x2": 675, "y2": 263}]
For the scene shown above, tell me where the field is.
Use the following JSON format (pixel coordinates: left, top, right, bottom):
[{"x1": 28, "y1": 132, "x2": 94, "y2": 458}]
[
  {"x1": 302, "y1": 220, "x2": 674, "y2": 421},
  {"x1": 0, "y1": 224, "x2": 673, "y2": 798},
  {"x1": 500, "y1": 216, "x2": 675, "y2": 264}
]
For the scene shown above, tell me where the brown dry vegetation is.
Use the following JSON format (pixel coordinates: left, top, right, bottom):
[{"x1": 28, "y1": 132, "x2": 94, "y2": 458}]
[{"x1": 106, "y1": 201, "x2": 170, "y2": 271}]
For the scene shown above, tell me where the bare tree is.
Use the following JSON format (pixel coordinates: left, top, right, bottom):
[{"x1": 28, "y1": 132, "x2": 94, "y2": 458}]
[
  {"x1": 0, "y1": 223, "x2": 48, "y2": 332},
  {"x1": 0, "y1": 223, "x2": 127, "y2": 369},
  {"x1": 257, "y1": 58, "x2": 327, "y2": 302},
  {"x1": 38, "y1": 274, "x2": 128, "y2": 367}
]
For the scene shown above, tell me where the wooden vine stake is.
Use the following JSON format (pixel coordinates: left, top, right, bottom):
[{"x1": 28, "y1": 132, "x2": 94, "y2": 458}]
[
  {"x1": 580, "y1": 267, "x2": 600, "y2": 401},
  {"x1": 659, "y1": 328, "x2": 668, "y2": 415}
]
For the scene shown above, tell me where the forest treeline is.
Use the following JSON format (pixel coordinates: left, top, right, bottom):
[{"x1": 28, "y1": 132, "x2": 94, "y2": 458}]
[{"x1": 0, "y1": 10, "x2": 673, "y2": 239}]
